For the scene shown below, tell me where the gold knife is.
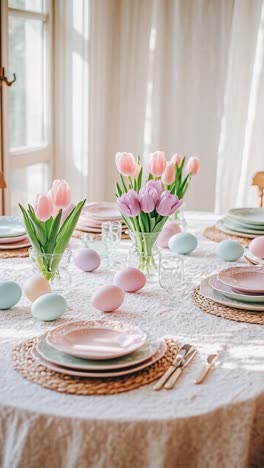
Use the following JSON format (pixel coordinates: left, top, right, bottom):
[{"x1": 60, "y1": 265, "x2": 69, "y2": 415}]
[
  {"x1": 195, "y1": 352, "x2": 219, "y2": 384},
  {"x1": 164, "y1": 347, "x2": 197, "y2": 389},
  {"x1": 153, "y1": 344, "x2": 193, "y2": 391}
]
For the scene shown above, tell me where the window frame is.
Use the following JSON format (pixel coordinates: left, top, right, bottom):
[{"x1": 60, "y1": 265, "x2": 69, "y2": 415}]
[{"x1": 0, "y1": 0, "x2": 53, "y2": 214}]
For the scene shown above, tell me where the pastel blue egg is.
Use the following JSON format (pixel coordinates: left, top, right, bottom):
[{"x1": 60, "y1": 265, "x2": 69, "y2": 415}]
[
  {"x1": 31, "y1": 293, "x2": 67, "y2": 321},
  {"x1": 216, "y1": 240, "x2": 244, "y2": 261},
  {"x1": 168, "y1": 232, "x2": 198, "y2": 255},
  {"x1": 0, "y1": 281, "x2": 22, "y2": 310}
]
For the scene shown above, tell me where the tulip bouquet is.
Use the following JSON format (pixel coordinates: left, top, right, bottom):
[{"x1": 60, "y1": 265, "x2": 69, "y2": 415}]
[
  {"x1": 19, "y1": 180, "x2": 85, "y2": 281},
  {"x1": 115, "y1": 151, "x2": 199, "y2": 274}
]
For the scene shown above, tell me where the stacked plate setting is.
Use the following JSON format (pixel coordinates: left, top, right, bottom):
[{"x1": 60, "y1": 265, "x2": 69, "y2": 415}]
[
  {"x1": 0, "y1": 216, "x2": 30, "y2": 250},
  {"x1": 217, "y1": 208, "x2": 264, "y2": 238},
  {"x1": 200, "y1": 266, "x2": 264, "y2": 312},
  {"x1": 33, "y1": 320, "x2": 167, "y2": 378},
  {"x1": 76, "y1": 202, "x2": 127, "y2": 235}
]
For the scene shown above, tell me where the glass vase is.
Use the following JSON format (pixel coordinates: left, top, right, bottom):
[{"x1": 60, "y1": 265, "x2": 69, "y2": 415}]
[
  {"x1": 170, "y1": 201, "x2": 187, "y2": 231},
  {"x1": 29, "y1": 248, "x2": 72, "y2": 293},
  {"x1": 127, "y1": 231, "x2": 161, "y2": 277}
]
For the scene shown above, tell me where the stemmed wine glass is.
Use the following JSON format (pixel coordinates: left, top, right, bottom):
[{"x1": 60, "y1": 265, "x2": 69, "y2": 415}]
[
  {"x1": 102, "y1": 221, "x2": 122, "y2": 267},
  {"x1": 159, "y1": 255, "x2": 185, "y2": 309}
]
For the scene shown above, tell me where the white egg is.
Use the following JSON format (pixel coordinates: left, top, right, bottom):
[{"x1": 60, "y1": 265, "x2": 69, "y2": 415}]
[
  {"x1": 31, "y1": 293, "x2": 67, "y2": 321},
  {"x1": 91, "y1": 285, "x2": 124, "y2": 312},
  {"x1": 23, "y1": 275, "x2": 51, "y2": 303}
]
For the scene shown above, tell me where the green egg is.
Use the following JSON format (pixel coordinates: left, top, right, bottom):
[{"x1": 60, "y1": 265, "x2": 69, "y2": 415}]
[
  {"x1": 216, "y1": 240, "x2": 244, "y2": 261},
  {"x1": 168, "y1": 232, "x2": 198, "y2": 255},
  {"x1": 31, "y1": 293, "x2": 67, "y2": 321},
  {"x1": 0, "y1": 281, "x2": 22, "y2": 310}
]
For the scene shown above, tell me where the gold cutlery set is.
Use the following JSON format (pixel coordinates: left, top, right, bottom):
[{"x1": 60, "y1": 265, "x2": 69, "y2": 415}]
[{"x1": 153, "y1": 344, "x2": 219, "y2": 391}]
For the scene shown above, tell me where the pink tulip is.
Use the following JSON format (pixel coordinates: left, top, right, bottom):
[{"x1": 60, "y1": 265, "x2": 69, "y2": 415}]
[
  {"x1": 49, "y1": 179, "x2": 71, "y2": 208},
  {"x1": 34, "y1": 193, "x2": 53, "y2": 221},
  {"x1": 115, "y1": 152, "x2": 137, "y2": 177},
  {"x1": 156, "y1": 191, "x2": 182, "y2": 216},
  {"x1": 171, "y1": 153, "x2": 182, "y2": 166},
  {"x1": 139, "y1": 185, "x2": 160, "y2": 213},
  {"x1": 146, "y1": 180, "x2": 163, "y2": 196},
  {"x1": 149, "y1": 151, "x2": 166, "y2": 177},
  {"x1": 134, "y1": 163, "x2": 141, "y2": 179},
  {"x1": 117, "y1": 190, "x2": 141, "y2": 217},
  {"x1": 186, "y1": 157, "x2": 200, "y2": 176},
  {"x1": 162, "y1": 161, "x2": 175, "y2": 185}
]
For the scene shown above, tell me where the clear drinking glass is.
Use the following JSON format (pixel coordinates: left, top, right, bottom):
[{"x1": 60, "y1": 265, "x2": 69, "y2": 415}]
[
  {"x1": 159, "y1": 255, "x2": 185, "y2": 308},
  {"x1": 102, "y1": 221, "x2": 122, "y2": 267}
]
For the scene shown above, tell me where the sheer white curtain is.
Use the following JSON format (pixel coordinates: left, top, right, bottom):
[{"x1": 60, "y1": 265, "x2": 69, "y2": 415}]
[{"x1": 54, "y1": 0, "x2": 264, "y2": 211}]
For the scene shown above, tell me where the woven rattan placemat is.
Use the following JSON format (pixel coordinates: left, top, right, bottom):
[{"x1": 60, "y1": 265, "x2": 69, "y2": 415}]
[
  {"x1": 12, "y1": 338, "x2": 179, "y2": 395},
  {"x1": 192, "y1": 286, "x2": 264, "y2": 325},
  {"x1": 0, "y1": 247, "x2": 29, "y2": 259},
  {"x1": 203, "y1": 226, "x2": 251, "y2": 247}
]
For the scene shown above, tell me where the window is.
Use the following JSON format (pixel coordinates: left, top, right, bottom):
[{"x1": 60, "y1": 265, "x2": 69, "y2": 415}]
[{"x1": 0, "y1": 0, "x2": 52, "y2": 214}]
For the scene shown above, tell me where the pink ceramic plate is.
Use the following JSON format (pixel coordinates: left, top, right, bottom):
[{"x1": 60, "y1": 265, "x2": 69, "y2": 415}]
[
  {"x1": 218, "y1": 266, "x2": 264, "y2": 293},
  {"x1": 82, "y1": 202, "x2": 121, "y2": 220},
  {"x1": 76, "y1": 223, "x2": 102, "y2": 233},
  {"x1": 79, "y1": 217, "x2": 125, "y2": 228},
  {"x1": 0, "y1": 238, "x2": 30, "y2": 250},
  {"x1": 0, "y1": 234, "x2": 27, "y2": 244},
  {"x1": 32, "y1": 340, "x2": 167, "y2": 377},
  {"x1": 47, "y1": 320, "x2": 147, "y2": 360}
]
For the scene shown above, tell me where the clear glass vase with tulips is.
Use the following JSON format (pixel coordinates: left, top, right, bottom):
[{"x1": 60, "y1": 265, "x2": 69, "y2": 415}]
[
  {"x1": 115, "y1": 151, "x2": 199, "y2": 275},
  {"x1": 19, "y1": 180, "x2": 85, "y2": 286}
]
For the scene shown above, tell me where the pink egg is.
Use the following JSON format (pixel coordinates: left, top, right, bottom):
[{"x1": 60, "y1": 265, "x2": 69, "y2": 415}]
[
  {"x1": 114, "y1": 267, "x2": 146, "y2": 292},
  {"x1": 23, "y1": 275, "x2": 51, "y2": 303},
  {"x1": 73, "y1": 248, "x2": 100, "y2": 272},
  {"x1": 91, "y1": 285, "x2": 124, "y2": 312},
  {"x1": 249, "y1": 236, "x2": 264, "y2": 259},
  {"x1": 157, "y1": 222, "x2": 181, "y2": 248}
]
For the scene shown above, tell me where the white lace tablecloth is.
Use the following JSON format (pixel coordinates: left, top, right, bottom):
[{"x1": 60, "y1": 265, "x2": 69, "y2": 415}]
[{"x1": 0, "y1": 212, "x2": 263, "y2": 468}]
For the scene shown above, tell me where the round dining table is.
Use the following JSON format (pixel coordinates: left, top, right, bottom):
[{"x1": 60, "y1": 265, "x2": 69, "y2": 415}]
[{"x1": 0, "y1": 212, "x2": 263, "y2": 468}]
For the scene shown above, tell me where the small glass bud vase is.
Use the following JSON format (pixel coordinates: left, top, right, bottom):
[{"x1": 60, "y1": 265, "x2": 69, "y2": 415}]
[
  {"x1": 29, "y1": 248, "x2": 72, "y2": 293},
  {"x1": 127, "y1": 231, "x2": 161, "y2": 277}
]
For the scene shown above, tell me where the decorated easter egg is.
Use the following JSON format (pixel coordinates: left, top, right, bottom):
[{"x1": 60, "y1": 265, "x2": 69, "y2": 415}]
[
  {"x1": 249, "y1": 236, "x2": 264, "y2": 259},
  {"x1": 216, "y1": 239, "x2": 244, "y2": 261},
  {"x1": 23, "y1": 275, "x2": 51, "y2": 303},
  {"x1": 168, "y1": 232, "x2": 197, "y2": 255},
  {"x1": 157, "y1": 222, "x2": 181, "y2": 248},
  {"x1": 31, "y1": 293, "x2": 67, "y2": 321},
  {"x1": 114, "y1": 267, "x2": 146, "y2": 292},
  {"x1": 0, "y1": 281, "x2": 22, "y2": 310},
  {"x1": 73, "y1": 248, "x2": 101, "y2": 272},
  {"x1": 91, "y1": 285, "x2": 124, "y2": 312}
]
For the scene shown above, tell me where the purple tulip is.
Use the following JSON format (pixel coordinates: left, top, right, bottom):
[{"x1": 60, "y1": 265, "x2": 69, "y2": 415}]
[
  {"x1": 146, "y1": 180, "x2": 163, "y2": 196},
  {"x1": 156, "y1": 191, "x2": 182, "y2": 216},
  {"x1": 139, "y1": 185, "x2": 160, "y2": 213},
  {"x1": 117, "y1": 190, "x2": 141, "y2": 217}
]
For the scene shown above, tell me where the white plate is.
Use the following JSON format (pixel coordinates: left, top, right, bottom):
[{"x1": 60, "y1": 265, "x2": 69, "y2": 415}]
[
  {"x1": 47, "y1": 320, "x2": 147, "y2": 360},
  {"x1": 216, "y1": 220, "x2": 257, "y2": 238},
  {"x1": 228, "y1": 208, "x2": 264, "y2": 226},
  {"x1": 200, "y1": 277, "x2": 264, "y2": 311},
  {"x1": 36, "y1": 331, "x2": 161, "y2": 370},
  {"x1": 32, "y1": 339, "x2": 167, "y2": 377},
  {"x1": 222, "y1": 217, "x2": 264, "y2": 235},
  {"x1": 209, "y1": 274, "x2": 264, "y2": 303},
  {"x1": 0, "y1": 216, "x2": 26, "y2": 238}
]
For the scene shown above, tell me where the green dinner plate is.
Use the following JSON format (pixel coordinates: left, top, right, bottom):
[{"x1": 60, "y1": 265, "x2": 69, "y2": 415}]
[
  {"x1": 36, "y1": 332, "x2": 161, "y2": 371},
  {"x1": 0, "y1": 216, "x2": 26, "y2": 238},
  {"x1": 222, "y1": 217, "x2": 264, "y2": 235},
  {"x1": 228, "y1": 208, "x2": 264, "y2": 226}
]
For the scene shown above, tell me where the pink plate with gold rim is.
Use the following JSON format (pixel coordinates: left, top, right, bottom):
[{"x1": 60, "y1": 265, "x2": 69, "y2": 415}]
[
  {"x1": 218, "y1": 266, "x2": 264, "y2": 293},
  {"x1": 47, "y1": 320, "x2": 147, "y2": 360}
]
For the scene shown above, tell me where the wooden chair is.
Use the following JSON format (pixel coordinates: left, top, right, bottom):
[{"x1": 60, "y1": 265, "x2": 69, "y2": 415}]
[
  {"x1": 251, "y1": 172, "x2": 264, "y2": 207},
  {"x1": 0, "y1": 171, "x2": 6, "y2": 189}
]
